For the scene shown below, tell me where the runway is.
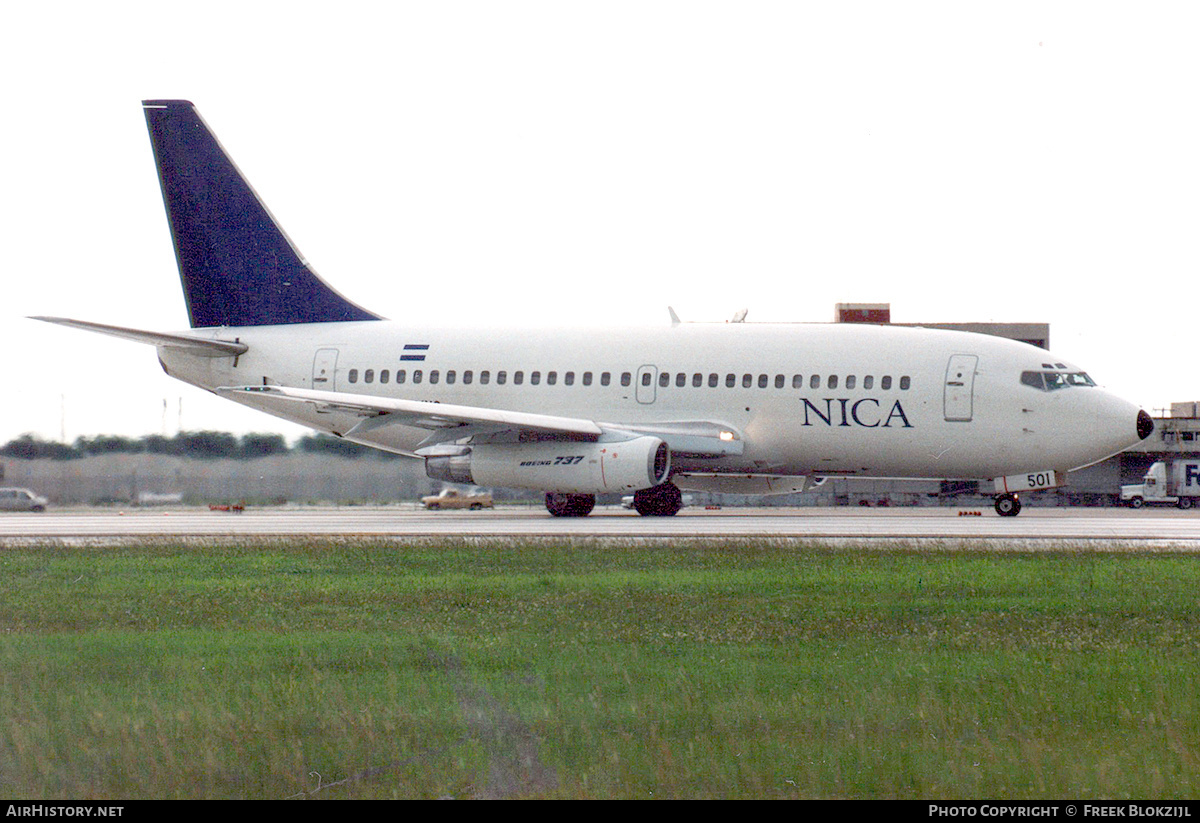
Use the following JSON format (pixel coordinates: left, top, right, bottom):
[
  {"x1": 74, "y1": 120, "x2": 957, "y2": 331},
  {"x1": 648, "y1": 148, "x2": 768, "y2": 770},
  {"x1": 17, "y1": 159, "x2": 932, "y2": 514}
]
[{"x1": 2, "y1": 506, "x2": 1199, "y2": 545}]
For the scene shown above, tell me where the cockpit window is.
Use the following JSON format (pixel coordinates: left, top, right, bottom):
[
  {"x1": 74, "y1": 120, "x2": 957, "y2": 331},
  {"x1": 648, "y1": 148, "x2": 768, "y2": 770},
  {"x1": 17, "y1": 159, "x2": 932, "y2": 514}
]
[{"x1": 1020, "y1": 370, "x2": 1096, "y2": 391}]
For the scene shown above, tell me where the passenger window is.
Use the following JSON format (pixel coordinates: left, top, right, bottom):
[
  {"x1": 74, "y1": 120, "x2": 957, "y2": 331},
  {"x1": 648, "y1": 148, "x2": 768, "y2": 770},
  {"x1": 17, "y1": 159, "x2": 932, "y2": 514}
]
[
  {"x1": 810, "y1": 374, "x2": 820, "y2": 389},
  {"x1": 531, "y1": 371, "x2": 541, "y2": 385},
  {"x1": 676, "y1": 373, "x2": 687, "y2": 387},
  {"x1": 658, "y1": 372, "x2": 669, "y2": 388},
  {"x1": 642, "y1": 372, "x2": 652, "y2": 387},
  {"x1": 446, "y1": 370, "x2": 456, "y2": 384},
  {"x1": 430, "y1": 370, "x2": 440, "y2": 385},
  {"x1": 547, "y1": 371, "x2": 556, "y2": 385},
  {"x1": 694, "y1": 373, "x2": 704, "y2": 388},
  {"x1": 793, "y1": 375, "x2": 803, "y2": 389},
  {"x1": 497, "y1": 371, "x2": 507, "y2": 385},
  {"x1": 828, "y1": 375, "x2": 838, "y2": 389},
  {"x1": 742, "y1": 374, "x2": 753, "y2": 388},
  {"x1": 900, "y1": 376, "x2": 910, "y2": 390},
  {"x1": 364, "y1": 369, "x2": 375, "y2": 384},
  {"x1": 601, "y1": 372, "x2": 611, "y2": 386},
  {"x1": 621, "y1": 372, "x2": 631, "y2": 387},
  {"x1": 758, "y1": 374, "x2": 768, "y2": 389},
  {"x1": 582, "y1": 372, "x2": 592, "y2": 386},
  {"x1": 348, "y1": 369, "x2": 359, "y2": 384},
  {"x1": 396, "y1": 370, "x2": 406, "y2": 384},
  {"x1": 726, "y1": 374, "x2": 736, "y2": 388},
  {"x1": 381, "y1": 370, "x2": 390, "y2": 384},
  {"x1": 463, "y1": 370, "x2": 472, "y2": 385},
  {"x1": 565, "y1": 371, "x2": 575, "y2": 386},
  {"x1": 480, "y1": 371, "x2": 489, "y2": 385},
  {"x1": 881, "y1": 376, "x2": 892, "y2": 390},
  {"x1": 863, "y1": 375, "x2": 873, "y2": 390},
  {"x1": 413, "y1": 370, "x2": 423, "y2": 384},
  {"x1": 708, "y1": 373, "x2": 719, "y2": 388},
  {"x1": 846, "y1": 375, "x2": 856, "y2": 390},
  {"x1": 514, "y1": 371, "x2": 524, "y2": 385}
]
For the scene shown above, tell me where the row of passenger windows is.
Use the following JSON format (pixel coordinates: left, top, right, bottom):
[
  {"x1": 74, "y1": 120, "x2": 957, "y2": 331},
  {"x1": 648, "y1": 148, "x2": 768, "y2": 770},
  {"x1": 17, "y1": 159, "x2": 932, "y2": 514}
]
[{"x1": 346, "y1": 368, "x2": 911, "y2": 391}]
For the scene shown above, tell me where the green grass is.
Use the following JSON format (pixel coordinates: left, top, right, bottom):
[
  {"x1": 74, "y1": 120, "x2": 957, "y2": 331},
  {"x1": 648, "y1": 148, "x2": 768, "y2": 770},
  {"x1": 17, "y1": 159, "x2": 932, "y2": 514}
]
[{"x1": 1, "y1": 539, "x2": 1199, "y2": 798}]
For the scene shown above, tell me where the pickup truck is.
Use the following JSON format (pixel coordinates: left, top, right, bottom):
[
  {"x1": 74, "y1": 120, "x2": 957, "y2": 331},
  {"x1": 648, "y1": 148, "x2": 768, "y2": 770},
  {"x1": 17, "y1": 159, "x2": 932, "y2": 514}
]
[{"x1": 421, "y1": 488, "x2": 494, "y2": 510}]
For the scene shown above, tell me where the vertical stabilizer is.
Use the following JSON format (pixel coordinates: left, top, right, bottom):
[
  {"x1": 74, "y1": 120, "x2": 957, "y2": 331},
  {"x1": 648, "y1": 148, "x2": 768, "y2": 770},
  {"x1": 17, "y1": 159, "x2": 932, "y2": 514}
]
[{"x1": 142, "y1": 100, "x2": 381, "y2": 328}]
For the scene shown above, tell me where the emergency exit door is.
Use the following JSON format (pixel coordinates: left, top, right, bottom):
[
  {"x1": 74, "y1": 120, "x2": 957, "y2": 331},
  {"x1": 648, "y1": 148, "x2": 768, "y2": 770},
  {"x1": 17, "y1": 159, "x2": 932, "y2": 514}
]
[
  {"x1": 944, "y1": 354, "x2": 978, "y2": 422},
  {"x1": 636, "y1": 365, "x2": 658, "y2": 404}
]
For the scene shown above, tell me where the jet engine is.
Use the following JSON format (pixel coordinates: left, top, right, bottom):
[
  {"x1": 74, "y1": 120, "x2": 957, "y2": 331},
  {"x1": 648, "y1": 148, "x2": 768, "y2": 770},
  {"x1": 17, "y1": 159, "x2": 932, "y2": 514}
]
[{"x1": 425, "y1": 436, "x2": 670, "y2": 494}]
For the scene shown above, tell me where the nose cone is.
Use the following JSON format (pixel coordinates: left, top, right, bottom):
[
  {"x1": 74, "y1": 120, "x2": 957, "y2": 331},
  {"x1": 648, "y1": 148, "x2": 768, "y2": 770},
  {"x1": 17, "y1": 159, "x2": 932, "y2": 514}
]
[
  {"x1": 1057, "y1": 390, "x2": 1155, "y2": 471},
  {"x1": 1137, "y1": 409, "x2": 1154, "y2": 441}
]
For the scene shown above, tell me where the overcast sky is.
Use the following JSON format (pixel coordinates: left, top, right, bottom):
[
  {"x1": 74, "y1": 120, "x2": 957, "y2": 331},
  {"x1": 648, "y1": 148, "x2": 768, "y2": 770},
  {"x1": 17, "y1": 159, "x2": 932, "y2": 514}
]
[{"x1": 4, "y1": 2, "x2": 1197, "y2": 444}]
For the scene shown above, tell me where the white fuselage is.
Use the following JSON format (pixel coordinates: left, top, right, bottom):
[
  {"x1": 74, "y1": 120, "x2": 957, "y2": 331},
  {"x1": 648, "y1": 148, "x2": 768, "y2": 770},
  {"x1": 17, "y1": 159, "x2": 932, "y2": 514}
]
[{"x1": 159, "y1": 319, "x2": 1144, "y2": 482}]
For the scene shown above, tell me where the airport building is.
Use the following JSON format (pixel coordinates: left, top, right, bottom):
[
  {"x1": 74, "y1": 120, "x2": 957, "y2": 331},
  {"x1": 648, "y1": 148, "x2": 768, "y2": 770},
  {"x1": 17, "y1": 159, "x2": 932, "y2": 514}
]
[{"x1": 835, "y1": 303, "x2": 1051, "y2": 350}]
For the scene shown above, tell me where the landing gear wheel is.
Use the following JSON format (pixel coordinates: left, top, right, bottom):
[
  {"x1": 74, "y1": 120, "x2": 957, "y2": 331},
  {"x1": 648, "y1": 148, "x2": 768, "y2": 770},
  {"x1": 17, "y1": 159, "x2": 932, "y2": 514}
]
[
  {"x1": 633, "y1": 482, "x2": 683, "y2": 517},
  {"x1": 994, "y1": 493, "x2": 1022, "y2": 517},
  {"x1": 1179, "y1": 497, "x2": 1194, "y2": 510},
  {"x1": 545, "y1": 492, "x2": 595, "y2": 517}
]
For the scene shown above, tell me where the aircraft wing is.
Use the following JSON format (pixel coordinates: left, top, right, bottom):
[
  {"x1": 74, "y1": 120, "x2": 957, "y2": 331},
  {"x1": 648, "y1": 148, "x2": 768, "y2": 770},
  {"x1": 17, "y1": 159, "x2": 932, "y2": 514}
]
[
  {"x1": 218, "y1": 385, "x2": 743, "y2": 456},
  {"x1": 219, "y1": 385, "x2": 604, "y2": 440}
]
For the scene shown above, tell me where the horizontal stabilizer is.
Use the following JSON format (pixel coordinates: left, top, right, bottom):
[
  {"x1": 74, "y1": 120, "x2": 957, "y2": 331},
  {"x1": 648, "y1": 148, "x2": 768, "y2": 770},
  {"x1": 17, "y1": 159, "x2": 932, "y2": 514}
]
[{"x1": 30, "y1": 316, "x2": 248, "y2": 357}]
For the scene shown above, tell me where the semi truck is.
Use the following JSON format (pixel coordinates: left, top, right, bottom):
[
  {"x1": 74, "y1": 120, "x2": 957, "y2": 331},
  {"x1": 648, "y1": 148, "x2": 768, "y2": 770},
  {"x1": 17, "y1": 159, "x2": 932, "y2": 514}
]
[{"x1": 1121, "y1": 460, "x2": 1200, "y2": 509}]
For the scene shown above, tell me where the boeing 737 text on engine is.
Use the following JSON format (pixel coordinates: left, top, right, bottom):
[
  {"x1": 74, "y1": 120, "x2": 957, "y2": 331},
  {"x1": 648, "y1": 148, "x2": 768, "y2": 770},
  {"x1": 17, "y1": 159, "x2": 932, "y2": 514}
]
[{"x1": 34, "y1": 101, "x2": 1153, "y2": 518}]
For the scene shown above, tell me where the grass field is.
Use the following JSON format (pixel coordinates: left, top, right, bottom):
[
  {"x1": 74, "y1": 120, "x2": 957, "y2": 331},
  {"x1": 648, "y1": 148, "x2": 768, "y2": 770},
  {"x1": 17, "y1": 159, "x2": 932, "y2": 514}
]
[{"x1": 1, "y1": 537, "x2": 1199, "y2": 799}]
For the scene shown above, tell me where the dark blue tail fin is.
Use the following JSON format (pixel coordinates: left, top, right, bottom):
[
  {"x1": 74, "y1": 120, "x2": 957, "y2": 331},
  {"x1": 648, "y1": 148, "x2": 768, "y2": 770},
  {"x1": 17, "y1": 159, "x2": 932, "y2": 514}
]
[{"x1": 143, "y1": 100, "x2": 382, "y2": 328}]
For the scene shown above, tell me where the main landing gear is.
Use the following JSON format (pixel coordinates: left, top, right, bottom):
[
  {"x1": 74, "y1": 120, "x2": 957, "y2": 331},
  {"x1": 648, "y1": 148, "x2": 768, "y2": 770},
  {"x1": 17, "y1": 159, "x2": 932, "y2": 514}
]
[
  {"x1": 543, "y1": 482, "x2": 684, "y2": 517},
  {"x1": 632, "y1": 482, "x2": 684, "y2": 517},
  {"x1": 994, "y1": 493, "x2": 1022, "y2": 517},
  {"x1": 544, "y1": 492, "x2": 596, "y2": 518}
]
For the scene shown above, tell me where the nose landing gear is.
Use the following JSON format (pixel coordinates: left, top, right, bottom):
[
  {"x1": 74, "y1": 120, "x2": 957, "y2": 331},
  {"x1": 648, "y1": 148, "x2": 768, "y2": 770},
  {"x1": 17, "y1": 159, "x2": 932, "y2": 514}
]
[{"x1": 994, "y1": 493, "x2": 1022, "y2": 517}]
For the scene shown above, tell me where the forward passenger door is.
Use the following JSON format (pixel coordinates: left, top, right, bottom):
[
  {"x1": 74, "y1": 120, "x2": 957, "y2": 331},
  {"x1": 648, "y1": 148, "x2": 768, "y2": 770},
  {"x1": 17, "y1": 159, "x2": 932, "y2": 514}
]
[{"x1": 944, "y1": 354, "x2": 978, "y2": 422}]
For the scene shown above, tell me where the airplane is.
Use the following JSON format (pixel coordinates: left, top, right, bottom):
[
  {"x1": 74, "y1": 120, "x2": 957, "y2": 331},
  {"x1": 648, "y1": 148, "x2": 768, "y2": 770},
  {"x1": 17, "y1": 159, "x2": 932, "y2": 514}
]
[{"x1": 34, "y1": 100, "x2": 1154, "y2": 518}]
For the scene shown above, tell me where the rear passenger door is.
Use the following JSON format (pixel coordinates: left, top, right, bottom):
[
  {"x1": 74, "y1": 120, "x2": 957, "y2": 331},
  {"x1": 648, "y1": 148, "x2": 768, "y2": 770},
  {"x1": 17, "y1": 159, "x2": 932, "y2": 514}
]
[{"x1": 312, "y1": 348, "x2": 339, "y2": 391}]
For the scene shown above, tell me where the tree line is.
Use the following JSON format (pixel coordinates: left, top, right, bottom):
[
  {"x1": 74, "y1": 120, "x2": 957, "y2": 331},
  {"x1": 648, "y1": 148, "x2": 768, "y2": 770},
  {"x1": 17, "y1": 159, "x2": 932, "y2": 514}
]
[{"x1": 0, "y1": 432, "x2": 403, "y2": 461}]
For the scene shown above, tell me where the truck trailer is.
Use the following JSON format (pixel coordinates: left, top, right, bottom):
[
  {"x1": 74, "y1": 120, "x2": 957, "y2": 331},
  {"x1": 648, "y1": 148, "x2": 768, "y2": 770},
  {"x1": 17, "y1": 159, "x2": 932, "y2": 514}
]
[{"x1": 1121, "y1": 460, "x2": 1200, "y2": 509}]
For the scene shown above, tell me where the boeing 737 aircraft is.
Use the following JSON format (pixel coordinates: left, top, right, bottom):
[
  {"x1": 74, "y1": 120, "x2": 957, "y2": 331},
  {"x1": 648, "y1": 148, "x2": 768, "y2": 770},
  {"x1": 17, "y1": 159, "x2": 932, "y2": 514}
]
[{"x1": 35, "y1": 100, "x2": 1153, "y2": 517}]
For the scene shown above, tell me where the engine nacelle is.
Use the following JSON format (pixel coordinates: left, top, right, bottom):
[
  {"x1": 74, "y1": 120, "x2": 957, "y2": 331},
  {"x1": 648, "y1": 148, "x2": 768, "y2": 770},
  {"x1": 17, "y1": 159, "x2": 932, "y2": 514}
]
[{"x1": 425, "y1": 436, "x2": 670, "y2": 494}]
